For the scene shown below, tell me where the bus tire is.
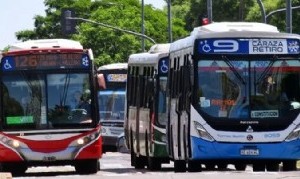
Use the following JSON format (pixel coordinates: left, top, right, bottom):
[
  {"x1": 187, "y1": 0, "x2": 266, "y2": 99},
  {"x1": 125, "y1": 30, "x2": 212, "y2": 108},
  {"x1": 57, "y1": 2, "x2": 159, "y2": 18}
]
[
  {"x1": 145, "y1": 135, "x2": 161, "y2": 171},
  {"x1": 252, "y1": 162, "x2": 265, "y2": 172},
  {"x1": 282, "y1": 160, "x2": 297, "y2": 171},
  {"x1": 187, "y1": 160, "x2": 201, "y2": 172},
  {"x1": 217, "y1": 163, "x2": 228, "y2": 170},
  {"x1": 205, "y1": 163, "x2": 215, "y2": 170},
  {"x1": 135, "y1": 155, "x2": 146, "y2": 169},
  {"x1": 75, "y1": 159, "x2": 98, "y2": 174},
  {"x1": 130, "y1": 130, "x2": 135, "y2": 167},
  {"x1": 266, "y1": 162, "x2": 279, "y2": 171},
  {"x1": 234, "y1": 163, "x2": 247, "y2": 171},
  {"x1": 174, "y1": 160, "x2": 186, "y2": 172},
  {"x1": 2, "y1": 162, "x2": 27, "y2": 176},
  {"x1": 148, "y1": 157, "x2": 162, "y2": 171}
]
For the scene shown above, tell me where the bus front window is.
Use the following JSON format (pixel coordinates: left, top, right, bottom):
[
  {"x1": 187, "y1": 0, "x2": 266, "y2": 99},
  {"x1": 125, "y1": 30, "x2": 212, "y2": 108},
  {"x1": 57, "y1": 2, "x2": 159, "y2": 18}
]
[
  {"x1": 197, "y1": 60, "x2": 248, "y2": 119},
  {"x1": 2, "y1": 74, "x2": 46, "y2": 129},
  {"x1": 98, "y1": 90, "x2": 125, "y2": 121},
  {"x1": 47, "y1": 73, "x2": 92, "y2": 125},
  {"x1": 196, "y1": 59, "x2": 300, "y2": 121},
  {"x1": 251, "y1": 60, "x2": 300, "y2": 118}
]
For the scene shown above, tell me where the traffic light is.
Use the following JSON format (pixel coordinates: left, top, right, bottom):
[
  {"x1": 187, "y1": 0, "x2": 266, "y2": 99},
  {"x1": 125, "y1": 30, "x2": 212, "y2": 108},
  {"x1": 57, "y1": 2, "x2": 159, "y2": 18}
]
[{"x1": 61, "y1": 9, "x2": 76, "y2": 35}]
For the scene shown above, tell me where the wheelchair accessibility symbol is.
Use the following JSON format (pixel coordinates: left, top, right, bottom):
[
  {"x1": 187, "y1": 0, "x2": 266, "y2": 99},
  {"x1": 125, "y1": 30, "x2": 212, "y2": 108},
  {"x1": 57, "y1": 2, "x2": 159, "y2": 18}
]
[
  {"x1": 201, "y1": 40, "x2": 211, "y2": 53},
  {"x1": 160, "y1": 60, "x2": 168, "y2": 73},
  {"x1": 3, "y1": 59, "x2": 13, "y2": 70}
]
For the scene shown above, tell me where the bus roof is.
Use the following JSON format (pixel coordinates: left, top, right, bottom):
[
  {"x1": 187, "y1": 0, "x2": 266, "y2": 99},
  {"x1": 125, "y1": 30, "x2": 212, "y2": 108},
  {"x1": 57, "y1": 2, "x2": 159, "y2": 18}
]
[
  {"x1": 148, "y1": 43, "x2": 170, "y2": 53},
  {"x1": 128, "y1": 44, "x2": 170, "y2": 65},
  {"x1": 192, "y1": 22, "x2": 279, "y2": 35},
  {"x1": 170, "y1": 22, "x2": 300, "y2": 52},
  {"x1": 8, "y1": 39, "x2": 83, "y2": 51},
  {"x1": 97, "y1": 63, "x2": 128, "y2": 71}
]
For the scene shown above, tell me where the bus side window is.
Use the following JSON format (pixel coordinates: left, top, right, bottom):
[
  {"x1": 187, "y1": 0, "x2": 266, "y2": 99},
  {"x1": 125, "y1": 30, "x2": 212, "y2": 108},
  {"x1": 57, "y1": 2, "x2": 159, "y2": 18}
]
[
  {"x1": 140, "y1": 67, "x2": 146, "y2": 108},
  {"x1": 133, "y1": 66, "x2": 139, "y2": 107},
  {"x1": 147, "y1": 67, "x2": 155, "y2": 111}
]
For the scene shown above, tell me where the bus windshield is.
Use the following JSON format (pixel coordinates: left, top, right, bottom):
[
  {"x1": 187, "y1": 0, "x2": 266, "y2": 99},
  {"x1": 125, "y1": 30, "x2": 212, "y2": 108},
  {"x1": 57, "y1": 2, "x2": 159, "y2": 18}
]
[
  {"x1": 197, "y1": 59, "x2": 300, "y2": 121},
  {"x1": 2, "y1": 72, "x2": 92, "y2": 130},
  {"x1": 98, "y1": 90, "x2": 125, "y2": 121}
]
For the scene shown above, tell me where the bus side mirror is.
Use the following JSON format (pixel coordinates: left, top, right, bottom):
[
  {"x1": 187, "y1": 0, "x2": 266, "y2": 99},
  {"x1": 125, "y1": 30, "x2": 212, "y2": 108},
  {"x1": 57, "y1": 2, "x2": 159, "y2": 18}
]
[{"x1": 97, "y1": 74, "x2": 106, "y2": 89}]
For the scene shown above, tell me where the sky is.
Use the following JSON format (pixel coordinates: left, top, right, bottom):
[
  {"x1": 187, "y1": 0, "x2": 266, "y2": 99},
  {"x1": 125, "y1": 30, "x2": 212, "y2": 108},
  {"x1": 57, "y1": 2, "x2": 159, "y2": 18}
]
[{"x1": 0, "y1": 0, "x2": 166, "y2": 50}]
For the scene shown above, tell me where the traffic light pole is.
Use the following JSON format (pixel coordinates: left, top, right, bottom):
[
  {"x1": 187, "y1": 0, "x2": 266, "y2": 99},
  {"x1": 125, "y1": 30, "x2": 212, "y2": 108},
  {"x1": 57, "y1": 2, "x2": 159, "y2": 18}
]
[{"x1": 65, "y1": 16, "x2": 156, "y2": 44}]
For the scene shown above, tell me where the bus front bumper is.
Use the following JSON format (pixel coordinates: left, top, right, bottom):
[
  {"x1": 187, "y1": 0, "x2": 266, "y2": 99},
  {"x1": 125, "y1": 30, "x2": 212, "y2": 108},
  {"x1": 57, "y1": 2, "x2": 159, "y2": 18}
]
[{"x1": 191, "y1": 136, "x2": 300, "y2": 160}]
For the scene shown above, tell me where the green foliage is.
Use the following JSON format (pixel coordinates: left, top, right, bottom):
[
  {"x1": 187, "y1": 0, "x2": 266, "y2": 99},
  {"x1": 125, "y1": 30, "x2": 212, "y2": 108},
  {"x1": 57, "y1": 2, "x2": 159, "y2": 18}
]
[
  {"x1": 14, "y1": 0, "x2": 300, "y2": 67},
  {"x1": 186, "y1": 0, "x2": 254, "y2": 31},
  {"x1": 15, "y1": 0, "x2": 187, "y2": 67}
]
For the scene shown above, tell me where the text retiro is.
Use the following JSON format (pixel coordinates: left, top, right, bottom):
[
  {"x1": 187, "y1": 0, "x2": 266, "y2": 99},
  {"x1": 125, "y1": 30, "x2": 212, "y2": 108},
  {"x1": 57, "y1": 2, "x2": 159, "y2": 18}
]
[{"x1": 251, "y1": 39, "x2": 285, "y2": 53}]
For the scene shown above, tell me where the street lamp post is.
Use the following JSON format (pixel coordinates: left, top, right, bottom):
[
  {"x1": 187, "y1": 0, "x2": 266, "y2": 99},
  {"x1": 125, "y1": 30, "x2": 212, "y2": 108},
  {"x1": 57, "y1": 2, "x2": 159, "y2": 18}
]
[
  {"x1": 207, "y1": 0, "x2": 212, "y2": 23},
  {"x1": 286, "y1": 0, "x2": 292, "y2": 33},
  {"x1": 141, "y1": 0, "x2": 145, "y2": 51},
  {"x1": 62, "y1": 14, "x2": 156, "y2": 44},
  {"x1": 167, "y1": 0, "x2": 172, "y2": 43},
  {"x1": 256, "y1": 0, "x2": 266, "y2": 23}
]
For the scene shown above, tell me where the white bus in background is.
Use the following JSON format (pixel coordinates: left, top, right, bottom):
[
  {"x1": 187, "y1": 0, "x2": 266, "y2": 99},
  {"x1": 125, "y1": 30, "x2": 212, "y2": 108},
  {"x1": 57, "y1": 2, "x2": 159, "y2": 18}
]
[
  {"x1": 124, "y1": 44, "x2": 170, "y2": 170},
  {"x1": 97, "y1": 63, "x2": 127, "y2": 152}
]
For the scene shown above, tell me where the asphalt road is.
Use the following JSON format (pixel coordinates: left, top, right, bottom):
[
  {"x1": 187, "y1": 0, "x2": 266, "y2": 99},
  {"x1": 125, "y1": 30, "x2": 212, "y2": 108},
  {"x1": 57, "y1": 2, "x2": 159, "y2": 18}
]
[{"x1": 13, "y1": 152, "x2": 300, "y2": 179}]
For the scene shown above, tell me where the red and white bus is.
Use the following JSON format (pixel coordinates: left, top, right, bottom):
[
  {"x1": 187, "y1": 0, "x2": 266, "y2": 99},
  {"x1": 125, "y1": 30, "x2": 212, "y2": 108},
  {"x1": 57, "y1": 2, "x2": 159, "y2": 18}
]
[{"x1": 0, "y1": 39, "x2": 102, "y2": 175}]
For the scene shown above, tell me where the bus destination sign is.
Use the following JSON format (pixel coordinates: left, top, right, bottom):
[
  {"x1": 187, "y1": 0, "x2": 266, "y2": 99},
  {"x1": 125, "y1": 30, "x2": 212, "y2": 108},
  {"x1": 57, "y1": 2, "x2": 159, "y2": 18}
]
[
  {"x1": 1, "y1": 53, "x2": 90, "y2": 71},
  {"x1": 198, "y1": 38, "x2": 300, "y2": 55}
]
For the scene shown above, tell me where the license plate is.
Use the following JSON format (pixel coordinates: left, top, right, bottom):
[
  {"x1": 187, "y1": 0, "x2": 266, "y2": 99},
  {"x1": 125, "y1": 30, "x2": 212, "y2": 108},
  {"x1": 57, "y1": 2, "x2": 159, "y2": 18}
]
[
  {"x1": 43, "y1": 156, "x2": 56, "y2": 161},
  {"x1": 240, "y1": 149, "x2": 259, "y2": 156}
]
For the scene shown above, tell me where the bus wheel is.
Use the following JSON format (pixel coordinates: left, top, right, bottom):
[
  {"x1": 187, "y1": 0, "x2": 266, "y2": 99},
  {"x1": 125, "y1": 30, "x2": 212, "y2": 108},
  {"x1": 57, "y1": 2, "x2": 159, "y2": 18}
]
[
  {"x1": 3, "y1": 163, "x2": 27, "y2": 176},
  {"x1": 135, "y1": 155, "x2": 146, "y2": 169},
  {"x1": 130, "y1": 132, "x2": 135, "y2": 167},
  {"x1": 266, "y1": 162, "x2": 279, "y2": 171},
  {"x1": 174, "y1": 160, "x2": 186, "y2": 172},
  {"x1": 148, "y1": 157, "x2": 161, "y2": 171},
  {"x1": 217, "y1": 163, "x2": 228, "y2": 170},
  {"x1": 130, "y1": 150, "x2": 136, "y2": 167},
  {"x1": 205, "y1": 163, "x2": 215, "y2": 170},
  {"x1": 253, "y1": 162, "x2": 265, "y2": 172},
  {"x1": 234, "y1": 164, "x2": 247, "y2": 171},
  {"x1": 282, "y1": 160, "x2": 297, "y2": 171},
  {"x1": 75, "y1": 159, "x2": 98, "y2": 174},
  {"x1": 187, "y1": 160, "x2": 201, "y2": 172}
]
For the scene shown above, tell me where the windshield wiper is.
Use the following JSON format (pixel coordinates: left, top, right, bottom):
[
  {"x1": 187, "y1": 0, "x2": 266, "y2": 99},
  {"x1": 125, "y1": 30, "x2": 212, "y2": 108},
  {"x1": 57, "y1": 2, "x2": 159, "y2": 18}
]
[
  {"x1": 222, "y1": 56, "x2": 246, "y2": 85},
  {"x1": 256, "y1": 60, "x2": 275, "y2": 84},
  {"x1": 60, "y1": 73, "x2": 71, "y2": 106}
]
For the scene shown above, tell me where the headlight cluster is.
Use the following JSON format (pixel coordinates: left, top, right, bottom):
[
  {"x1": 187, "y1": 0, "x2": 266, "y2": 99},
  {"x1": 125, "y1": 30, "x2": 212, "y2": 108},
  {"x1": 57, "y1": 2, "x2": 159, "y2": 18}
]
[
  {"x1": 193, "y1": 121, "x2": 214, "y2": 142},
  {"x1": 285, "y1": 125, "x2": 300, "y2": 142},
  {"x1": 0, "y1": 136, "x2": 21, "y2": 148},
  {"x1": 77, "y1": 131, "x2": 100, "y2": 145}
]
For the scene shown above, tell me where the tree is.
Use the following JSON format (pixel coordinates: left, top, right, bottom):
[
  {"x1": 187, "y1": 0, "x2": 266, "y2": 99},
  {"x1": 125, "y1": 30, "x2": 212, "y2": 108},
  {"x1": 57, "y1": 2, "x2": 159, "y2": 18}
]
[
  {"x1": 16, "y1": 0, "x2": 188, "y2": 66},
  {"x1": 246, "y1": 0, "x2": 300, "y2": 33},
  {"x1": 185, "y1": 0, "x2": 255, "y2": 31}
]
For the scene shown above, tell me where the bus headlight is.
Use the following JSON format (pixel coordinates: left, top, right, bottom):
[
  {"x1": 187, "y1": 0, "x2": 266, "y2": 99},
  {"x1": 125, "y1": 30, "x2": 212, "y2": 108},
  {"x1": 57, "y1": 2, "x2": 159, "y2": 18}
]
[
  {"x1": 77, "y1": 138, "x2": 85, "y2": 145},
  {"x1": 7, "y1": 140, "x2": 20, "y2": 148},
  {"x1": 77, "y1": 130, "x2": 100, "y2": 145},
  {"x1": 193, "y1": 121, "x2": 214, "y2": 142},
  {"x1": 12, "y1": 140, "x2": 20, "y2": 148},
  {"x1": 285, "y1": 125, "x2": 300, "y2": 142}
]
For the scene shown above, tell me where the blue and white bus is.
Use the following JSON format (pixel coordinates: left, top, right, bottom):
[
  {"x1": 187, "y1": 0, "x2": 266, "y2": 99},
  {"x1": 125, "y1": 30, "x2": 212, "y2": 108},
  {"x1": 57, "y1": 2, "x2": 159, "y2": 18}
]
[
  {"x1": 167, "y1": 22, "x2": 300, "y2": 172},
  {"x1": 97, "y1": 63, "x2": 127, "y2": 152}
]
